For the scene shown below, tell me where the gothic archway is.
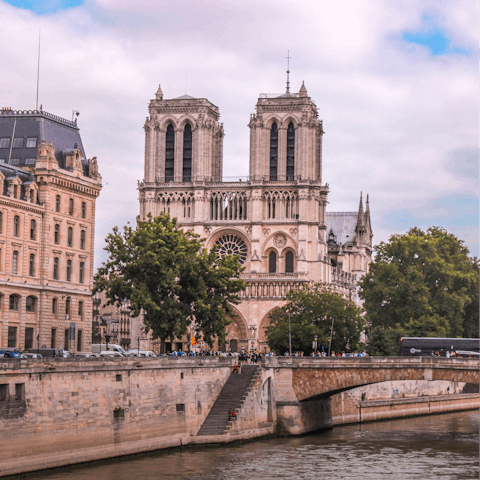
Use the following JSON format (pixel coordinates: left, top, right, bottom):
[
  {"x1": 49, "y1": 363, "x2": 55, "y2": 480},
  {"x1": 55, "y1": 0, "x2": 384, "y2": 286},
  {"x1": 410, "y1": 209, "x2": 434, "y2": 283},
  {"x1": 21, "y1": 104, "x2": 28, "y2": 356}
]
[
  {"x1": 258, "y1": 307, "x2": 282, "y2": 352},
  {"x1": 217, "y1": 307, "x2": 248, "y2": 353}
]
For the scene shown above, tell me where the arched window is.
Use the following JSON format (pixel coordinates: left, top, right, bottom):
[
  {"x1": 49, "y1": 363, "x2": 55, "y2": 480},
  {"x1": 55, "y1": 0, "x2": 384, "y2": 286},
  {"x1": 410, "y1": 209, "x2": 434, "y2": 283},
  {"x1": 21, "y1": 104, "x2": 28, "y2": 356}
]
[
  {"x1": 165, "y1": 124, "x2": 175, "y2": 182},
  {"x1": 65, "y1": 297, "x2": 71, "y2": 315},
  {"x1": 30, "y1": 219, "x2": 36, "y2": 240},
  {"x1": 26, "y1": 296, "x2": 36, "y2": 312},
  {"x1": 270, "y1": 123, "x2": 278, "y2": 181},
  {"x1": 183, "y1": 124, "x2": 192, "y2": 182},
  {"x1": 54, "y1": 224, "x2": 60, "y2": 244},
  {"x1": 286, "y1": 122, "x2": 295, "y2": 180},
  {"x1": 81, "y1": 202, "x2": 86, "y2": 218},
  {"x1": 269, "y1": 251, "x2": 277, "y2": 273},
  {"x1": 12, "y1": 250, "x2": 18, "y2": 274},
  {"x1": 29, "y1": 253, "x2": 35, "y2": 276},
  {"x1": 66, "y1": 259, "x2": 72, "y2": 282},
  {"x1": 9, "y1": 294, "x2": 19, "y2": 311},
  {"x1": 13, "y1": 215, "x2": 19, "y2": 237},
  {"x1": 79, "y1": 262, "x2": 84, "y2": 283},
  {"x1": 53, "y1": 257, "x2": 59, "y2": 280},
  {"x1": 78, "y1": 301, "x2": 84, "y2": 318},
  {"x1": 56, "y1": 195, "x2": 60, "y2": 212},
  {"x1": 52, "y1": 298, "x2": 57, "y2": 314},
  {"x1": 0, "y1": 211, "x2": 3, "y2": 234},
  {"x1": 69, "y1": 198, "x2": 74, "y2": 215},
  {"x1": 285, "y1": 251, "x2": 294, "y2": 273},
  {"x1": 68, "y1": 227, "x2": 73, "y2": 247},
  {"x1": 80, "y1": 230, "x2": 85, "y2": 250}
]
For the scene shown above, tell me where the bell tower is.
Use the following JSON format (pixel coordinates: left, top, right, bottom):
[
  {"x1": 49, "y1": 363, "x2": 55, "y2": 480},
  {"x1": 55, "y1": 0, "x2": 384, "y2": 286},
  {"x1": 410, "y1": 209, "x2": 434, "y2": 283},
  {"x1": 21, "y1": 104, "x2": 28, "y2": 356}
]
[
  {"x1": 248, "y1": 82, "x2": 324, "y2": 183},
  {"x1": 143, "y1": 85, "x2": 224, "y2": 184}
]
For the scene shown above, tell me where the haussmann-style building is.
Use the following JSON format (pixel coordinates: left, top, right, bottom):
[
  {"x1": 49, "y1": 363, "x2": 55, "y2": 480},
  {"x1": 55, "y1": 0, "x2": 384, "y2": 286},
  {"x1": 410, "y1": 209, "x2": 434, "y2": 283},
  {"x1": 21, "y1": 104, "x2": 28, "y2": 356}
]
[
  {"x1": 138, "y1": 82, "x2": 373, "y2": 353},
  {"x1": 0, "y1": 107, "x2": 102, "y2": 352}
]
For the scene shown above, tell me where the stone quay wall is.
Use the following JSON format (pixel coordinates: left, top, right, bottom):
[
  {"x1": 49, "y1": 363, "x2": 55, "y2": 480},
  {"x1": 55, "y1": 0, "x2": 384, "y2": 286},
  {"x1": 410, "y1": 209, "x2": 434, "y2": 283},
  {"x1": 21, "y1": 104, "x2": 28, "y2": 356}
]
[{"x1": 0, "y1": 357, "x2": 234, "y2": 477}]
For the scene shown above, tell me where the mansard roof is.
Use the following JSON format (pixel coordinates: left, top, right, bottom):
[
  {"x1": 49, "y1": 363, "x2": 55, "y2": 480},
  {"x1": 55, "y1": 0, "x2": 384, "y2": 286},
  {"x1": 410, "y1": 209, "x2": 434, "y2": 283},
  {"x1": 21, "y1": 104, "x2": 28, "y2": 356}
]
[
  {"x1": 326, "y1": 212, "x2": 358, "y2": 245},
  {"x1": 0, "y1": 108, "x2": 87, "y2": 171}
]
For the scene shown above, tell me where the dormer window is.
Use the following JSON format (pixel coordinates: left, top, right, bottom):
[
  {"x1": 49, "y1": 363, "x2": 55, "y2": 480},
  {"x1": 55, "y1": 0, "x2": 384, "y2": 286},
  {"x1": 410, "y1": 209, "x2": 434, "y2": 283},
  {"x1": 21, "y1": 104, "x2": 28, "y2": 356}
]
[
  {"x1": 26, "y1": 138, "x2": 37, "y2": 148},
  {"x1": 12, "y1": 138, "x2": 24, "y2": 148},
  {"x1": 0, "y1": 138, "x2": 10, "y2": 149}
]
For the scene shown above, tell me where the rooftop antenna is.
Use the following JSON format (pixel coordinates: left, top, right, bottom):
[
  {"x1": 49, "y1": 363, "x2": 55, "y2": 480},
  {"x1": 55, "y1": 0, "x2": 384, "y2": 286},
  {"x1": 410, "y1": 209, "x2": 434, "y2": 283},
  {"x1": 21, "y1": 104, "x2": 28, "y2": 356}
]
[
  {"x1": 35, "y1": 27, "x2": 41, "y2": 111},
  {"x1": 286, "y1": 50, "x2": 291, "y2": 94}
]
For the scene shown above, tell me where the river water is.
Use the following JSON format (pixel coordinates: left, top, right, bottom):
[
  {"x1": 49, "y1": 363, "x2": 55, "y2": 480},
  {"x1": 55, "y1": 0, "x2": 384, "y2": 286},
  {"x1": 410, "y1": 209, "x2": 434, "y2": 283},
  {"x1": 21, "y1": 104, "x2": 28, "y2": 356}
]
[{"x1": 30, "y1": 411, "x2": 479, "y2": 480}]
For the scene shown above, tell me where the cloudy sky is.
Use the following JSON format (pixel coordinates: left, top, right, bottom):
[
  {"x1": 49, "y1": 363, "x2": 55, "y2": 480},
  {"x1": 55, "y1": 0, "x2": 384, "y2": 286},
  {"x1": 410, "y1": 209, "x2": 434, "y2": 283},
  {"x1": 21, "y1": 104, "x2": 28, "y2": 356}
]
[{"x1": 1, "y1": 0, "x2": 478, "y2": 265}]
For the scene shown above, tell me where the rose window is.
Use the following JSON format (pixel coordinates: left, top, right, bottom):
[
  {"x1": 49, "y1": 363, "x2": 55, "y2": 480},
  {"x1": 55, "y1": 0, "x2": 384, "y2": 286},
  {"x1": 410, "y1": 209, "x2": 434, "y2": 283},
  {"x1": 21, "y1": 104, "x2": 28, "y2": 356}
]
[{"x1": 215, "y1": 234, "x2": 248, "y2": 265}]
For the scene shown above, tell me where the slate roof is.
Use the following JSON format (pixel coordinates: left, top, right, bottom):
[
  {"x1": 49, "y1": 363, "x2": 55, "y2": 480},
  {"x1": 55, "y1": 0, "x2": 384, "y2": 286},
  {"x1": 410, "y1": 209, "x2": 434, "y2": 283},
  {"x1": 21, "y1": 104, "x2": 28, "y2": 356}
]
[
  {"x1": 0, "y1": 162, "x2": 37, "y2": 200},
  {"x1": 0, "y1": 109, "x2": 87, "y2": 171},
  {"x1": 173, "y1": 94, "x2": 197, "y2": 100},
  {"x1": 326, "y1": 212, "x2": 358, "y2": 245}
]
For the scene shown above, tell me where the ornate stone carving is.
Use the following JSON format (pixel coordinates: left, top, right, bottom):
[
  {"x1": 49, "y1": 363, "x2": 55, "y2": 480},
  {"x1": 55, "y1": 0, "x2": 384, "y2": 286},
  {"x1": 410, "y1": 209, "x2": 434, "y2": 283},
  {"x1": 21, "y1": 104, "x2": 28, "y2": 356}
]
[
  {"x1": 88, "y1": 157, "x2": 99, "y2": 178},
  {"x1": 215, "y1": 234, "x2": 248, "y2": 265},
  {"x1": 274, "y1": 233, "x2": 287, "y2": 248},
  {"x1": 204, "y1": 226, "x2": 212, "y2": 235},
  {"x1": 245, "y1": 226, "x2": 252, "y2": 237},
  {"x1": 262, "y1": 228, "x2": 270, "y2": 237},
  {"x1": 289, "y1": 228, "x2": 298, "y2": 236}
]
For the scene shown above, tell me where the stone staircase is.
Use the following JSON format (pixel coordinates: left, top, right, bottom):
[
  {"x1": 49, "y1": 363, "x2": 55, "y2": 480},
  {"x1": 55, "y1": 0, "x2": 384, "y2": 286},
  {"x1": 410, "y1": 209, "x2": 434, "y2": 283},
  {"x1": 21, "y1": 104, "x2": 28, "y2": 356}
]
[{"x1": 197, "y1": 364, "x2": 260, "y2": 436}]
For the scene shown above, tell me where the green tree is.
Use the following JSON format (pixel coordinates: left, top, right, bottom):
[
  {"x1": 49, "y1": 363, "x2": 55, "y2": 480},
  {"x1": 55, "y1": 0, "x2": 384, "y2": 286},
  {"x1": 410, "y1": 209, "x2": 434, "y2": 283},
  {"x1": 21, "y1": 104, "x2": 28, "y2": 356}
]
[
  {"x1": 360, "y1": 227, "x2": 478, "y2": 338},
  {"x1": 266, "y1": 283, "x2": 365, "y2": 354},
  {"x1": 95, "y1": 214, "x2": 245, "y2": 346}
]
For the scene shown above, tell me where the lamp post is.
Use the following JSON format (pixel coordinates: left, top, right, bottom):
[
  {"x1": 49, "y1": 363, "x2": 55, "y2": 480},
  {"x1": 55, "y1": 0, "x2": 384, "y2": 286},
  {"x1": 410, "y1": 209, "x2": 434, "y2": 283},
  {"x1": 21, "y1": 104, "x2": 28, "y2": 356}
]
[
  {"x1": 137, "y1": 336, "x2": 140, "y2": 356},
  {"x1": 288, "y1": 312, "x2": 292, "y2": 357},
  {"x1": 327, "y1": 317, "x2": 334, "y2": 356}
]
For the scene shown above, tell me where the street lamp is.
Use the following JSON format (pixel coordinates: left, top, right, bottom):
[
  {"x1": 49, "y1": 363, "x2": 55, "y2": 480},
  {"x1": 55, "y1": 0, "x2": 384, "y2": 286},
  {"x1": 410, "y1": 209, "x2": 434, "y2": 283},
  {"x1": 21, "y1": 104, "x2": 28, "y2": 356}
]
[
  {"x1": 288, "y1": 312, "x2": 292, "y2": 357},
  {"x1": 327, "y1": 317, "x2": 334, "y2": 356}
]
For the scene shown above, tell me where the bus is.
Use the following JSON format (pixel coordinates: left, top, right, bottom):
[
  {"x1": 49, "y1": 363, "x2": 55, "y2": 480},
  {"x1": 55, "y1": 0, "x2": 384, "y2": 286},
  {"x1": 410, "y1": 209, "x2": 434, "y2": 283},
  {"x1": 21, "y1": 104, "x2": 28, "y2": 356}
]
[{"x1": 400, "y1": 337, "x2": 480, "y2": 357}]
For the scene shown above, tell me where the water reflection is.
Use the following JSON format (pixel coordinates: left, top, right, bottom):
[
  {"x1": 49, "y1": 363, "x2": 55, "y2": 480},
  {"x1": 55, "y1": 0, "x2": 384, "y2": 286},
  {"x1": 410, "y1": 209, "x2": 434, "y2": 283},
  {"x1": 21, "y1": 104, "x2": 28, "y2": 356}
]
[{"x1": 29, "y1": 411, "x2": 479, "y2": 480}]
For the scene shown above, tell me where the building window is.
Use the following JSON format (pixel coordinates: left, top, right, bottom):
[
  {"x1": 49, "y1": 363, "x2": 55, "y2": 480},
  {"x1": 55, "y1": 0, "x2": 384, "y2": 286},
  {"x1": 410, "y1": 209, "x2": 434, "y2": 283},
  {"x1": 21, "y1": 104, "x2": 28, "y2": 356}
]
[
  {"x1": 30, "y1": 219, "x2": 36, "y2": 240},
  {"x1": 78, "y1": 301, "x2": 83, "y2": 318},
  {"x1": 270, "y1": 122, "x2": 278, "y2": 181},
  {"x1": 13, "y1": 216, "x2": 19, "y2": 237},
  {"x1": 269, "y1": 251, "x2": 277, "y2": 273},
  {"x1": 285, "y1": 251, "x2": 294, "y2": 273},
  {"x1": 26, "y1": 296, "x2": 36, "y2": 312},
  {"x1": 52, "y1": 298, "x2": 57, "y2": 314},
  {"x1": 80, "y1": 230, "x2": 85, "y2": 249},
  {"x1": 165, "y1": 124, "x2": 175, "y2": 182},
  {"x1": 7, "y1": 326, "x2": 17, "y2": 347},
  {"x1": 286, "y1": 122, "x2": 295, "y2": 180},
  {"x1": 81, "y1": 202, "x2": 86, "y2": 218},
  {"x1": 64, "y1": 329, "x2": 70, "y2": 351},
  {"x1": 79, "y1": 262, "x2": 84, "y2": 284},
  {"x1": 182, "y1": 124, "x2": 192, "y2": 182},
  {"x1": 26, "y1": 138, "x2": 37, "y2": 148},
  {"x1": 54, "y1": 224, "x2": 59, "y2": 244},
  {"x1": 0, "y1": 138, "x2": 11, "y2": 149},
  {"x1": 69, "y1": 198, "x2": 74, "y2": 215},
  {"x1": 66, "y1": 259, "x2": 72, "y2": 282},
  {"x1": 68, "y1": 227, "x2": 73, "y2": 247},
  {"x1": 53, "y1": 257, "x2": 59, "y2": 280},
  {"x1": 25, "y1": 327, "x2": 34, "y2": 349},
  {"x1": 12, "y1": 250, "x2": 18, "y2": 274},
  {"x1": 9, "y1": 295, "x2": 19, "y2": 311},
  {"x1": 10, "y1": 158, "x2": 20, "y2": 166},
  {"x1": 29, "y1": 253, "x2": 35, "y2": 276},
  {"x1": 13, "y1": 138, "x2": 24, "y2": 148},
  {"x1": 56, "y1": 195, "x2": 60, "y2": 212},
  {"x1": 51, "y1": 328, "x2": 56, "y2": 348},
  {"x1": 0, "y1": 211, "x2": 2, "y2": 234},
  {"x1": 25, "y1": 158, "x2": 36, "y2": 165},
  {"x1": 77, "y1": 330, "x2": 83, "y2": 352},
  {"x1": 65, "y1": 298, "x2": 71, "y2": 317}
]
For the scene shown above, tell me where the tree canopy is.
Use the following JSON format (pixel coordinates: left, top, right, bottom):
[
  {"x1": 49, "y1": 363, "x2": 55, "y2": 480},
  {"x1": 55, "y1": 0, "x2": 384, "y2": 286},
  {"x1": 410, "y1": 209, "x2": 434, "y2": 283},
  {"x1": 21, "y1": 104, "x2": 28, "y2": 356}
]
[
  {"x1": 95, "y1": 214, "x2": 245, "y2": 346},
  {"x1": 266, "y1": 283, "x2": 365, "y2": 354},
  {"x1": 360, "y1": 226, "x2": 478, "y2": 349}
]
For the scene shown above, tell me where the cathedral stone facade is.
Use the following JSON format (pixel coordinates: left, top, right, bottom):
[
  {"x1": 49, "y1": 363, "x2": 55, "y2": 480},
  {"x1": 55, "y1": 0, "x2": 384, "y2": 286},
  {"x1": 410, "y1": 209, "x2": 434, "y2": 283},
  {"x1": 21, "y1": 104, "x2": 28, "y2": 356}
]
[{"x1": 138, "y1": 83, "x2": 373, "y2": 353}]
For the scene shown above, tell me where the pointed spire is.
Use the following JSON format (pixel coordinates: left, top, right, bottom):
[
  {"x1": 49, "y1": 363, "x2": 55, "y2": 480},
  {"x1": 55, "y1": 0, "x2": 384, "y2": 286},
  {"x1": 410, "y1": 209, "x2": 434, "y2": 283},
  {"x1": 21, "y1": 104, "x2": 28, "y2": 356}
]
[
  {"x1": 357, "y1": 191, "x2": 365, "y2": 227},
  {"x1": 299, "y1": 81, "x2": 307, "y2": 97},
  {"x1": 155, "y1": 84, "x2": 163, "y2": 100},
  {"x1": 286, "y1": 51, "x2": 291, "y2": 94}
]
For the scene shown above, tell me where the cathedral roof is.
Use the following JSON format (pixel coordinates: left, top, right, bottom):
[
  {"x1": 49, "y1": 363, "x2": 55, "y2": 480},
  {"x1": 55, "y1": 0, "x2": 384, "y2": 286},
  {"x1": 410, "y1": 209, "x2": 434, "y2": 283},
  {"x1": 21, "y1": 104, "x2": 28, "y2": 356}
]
[
  {"x1": 173, "y1": 94, "x2": 197, "y2": 100},
  {"x1": 326, "y1": 212, "x2": 358, "y2": 245}
]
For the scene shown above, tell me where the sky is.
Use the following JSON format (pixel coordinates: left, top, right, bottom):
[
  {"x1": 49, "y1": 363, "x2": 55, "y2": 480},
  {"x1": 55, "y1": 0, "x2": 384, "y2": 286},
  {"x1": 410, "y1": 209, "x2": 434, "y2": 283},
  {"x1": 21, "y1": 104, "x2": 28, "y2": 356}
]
[{"x1": 0, "y1": 0, "x2": 478, "y2": 266}]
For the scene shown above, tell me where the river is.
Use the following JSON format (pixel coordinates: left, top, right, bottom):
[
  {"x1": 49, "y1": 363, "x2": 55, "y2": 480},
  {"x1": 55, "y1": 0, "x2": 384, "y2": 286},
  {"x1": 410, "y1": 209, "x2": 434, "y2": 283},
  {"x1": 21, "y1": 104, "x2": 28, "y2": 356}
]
[{"x1": 26, "y1": 411, "x2": 479, "y2": 480}]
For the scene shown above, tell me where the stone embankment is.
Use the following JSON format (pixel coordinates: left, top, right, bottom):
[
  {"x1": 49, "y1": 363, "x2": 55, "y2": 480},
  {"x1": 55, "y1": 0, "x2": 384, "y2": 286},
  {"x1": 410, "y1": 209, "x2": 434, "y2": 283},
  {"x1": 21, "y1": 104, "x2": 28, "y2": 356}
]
[{"x1": 0, "y1": 356, "x2": 478, "y2": 477}]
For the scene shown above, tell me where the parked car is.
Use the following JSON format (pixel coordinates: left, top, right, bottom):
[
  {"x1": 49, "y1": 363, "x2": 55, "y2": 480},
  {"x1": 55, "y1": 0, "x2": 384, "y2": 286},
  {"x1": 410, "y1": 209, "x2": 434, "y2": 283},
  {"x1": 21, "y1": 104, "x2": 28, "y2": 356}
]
[
  {"x1": 23, "y1": 348, "x2": 63, "y2": 358},
  {"x1": 74, "y1": 352, "x2": 95, "y2": 358},
  {"x1": 0, "y1": 349, "x2": 22, "y2": 358},
  {"x1": 21, "y1": 352, "x2": 43, "y2": 359},
  {"x1": 99, "y1": 351, "x2": 125, "y2": 357}
]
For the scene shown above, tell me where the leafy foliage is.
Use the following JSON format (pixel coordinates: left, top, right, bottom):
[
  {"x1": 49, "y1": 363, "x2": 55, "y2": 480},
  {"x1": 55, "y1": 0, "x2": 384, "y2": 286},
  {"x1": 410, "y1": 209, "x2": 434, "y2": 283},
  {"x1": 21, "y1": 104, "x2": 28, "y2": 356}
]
[
  {"x1": 95, "y1": 214, "x2": 245, "y2": 346},
  {"x1": 266, "y1": 283, "x2": 365, "y2": 354},
  {"x1": 360, "y1": 227, "x2": 479, "y2": 338}
]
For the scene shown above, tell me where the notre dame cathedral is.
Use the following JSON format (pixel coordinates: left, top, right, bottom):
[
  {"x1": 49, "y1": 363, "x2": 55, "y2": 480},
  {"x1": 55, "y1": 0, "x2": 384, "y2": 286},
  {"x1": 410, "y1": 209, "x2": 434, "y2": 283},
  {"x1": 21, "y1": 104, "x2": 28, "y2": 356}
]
[{"x1": 138, "y1": 81, "x2": 373, "y2": 353}]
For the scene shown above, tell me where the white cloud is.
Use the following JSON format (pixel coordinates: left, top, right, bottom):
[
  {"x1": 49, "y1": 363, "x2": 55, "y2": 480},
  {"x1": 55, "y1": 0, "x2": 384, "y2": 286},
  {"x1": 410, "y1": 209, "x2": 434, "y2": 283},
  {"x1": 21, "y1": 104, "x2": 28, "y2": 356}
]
[{"x1": 0, "y1": 0, "x2": 477, "y2": 263}]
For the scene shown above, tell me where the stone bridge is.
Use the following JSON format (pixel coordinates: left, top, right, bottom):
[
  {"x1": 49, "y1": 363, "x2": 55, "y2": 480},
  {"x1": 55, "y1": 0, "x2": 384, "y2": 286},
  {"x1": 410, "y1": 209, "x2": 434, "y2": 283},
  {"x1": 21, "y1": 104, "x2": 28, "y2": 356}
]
[{"x1": 263, "y1": 356, "x2": 479, "y2": 435}]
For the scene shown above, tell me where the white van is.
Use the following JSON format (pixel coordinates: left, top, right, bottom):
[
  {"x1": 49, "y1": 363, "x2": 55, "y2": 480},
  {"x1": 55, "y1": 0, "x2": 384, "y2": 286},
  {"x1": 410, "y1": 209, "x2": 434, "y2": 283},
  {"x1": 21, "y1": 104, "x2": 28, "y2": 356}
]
[
  {"x1": 91, "y1": 344, "x2": 127, "y2": 355},
  {"x1": 99, "y1": 351, "x2": 125, "y2": 357}
]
